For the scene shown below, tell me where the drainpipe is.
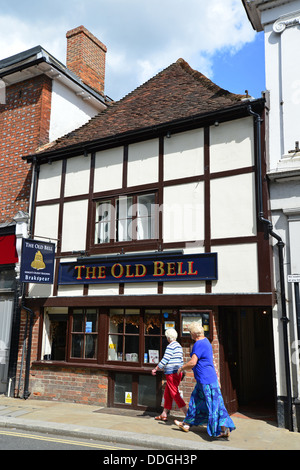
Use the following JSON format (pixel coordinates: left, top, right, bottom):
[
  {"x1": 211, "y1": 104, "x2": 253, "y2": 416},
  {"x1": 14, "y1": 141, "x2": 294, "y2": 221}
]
[
  {"x1": 21, "y1": 300, "x2": 34, "y2": 400},
  {"x1": 248, "y1": 105, "x2": 293, "y2": 432},
  {"x1": 29, "y1": 157, "x2": 39, "y2": 237}
]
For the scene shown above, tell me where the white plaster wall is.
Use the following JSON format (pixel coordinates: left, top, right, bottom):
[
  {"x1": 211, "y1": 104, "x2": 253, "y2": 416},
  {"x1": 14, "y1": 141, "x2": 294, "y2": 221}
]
[
  {"x1": 280, "y1": 27, "x2": 300, "y2": 157},
  {"x1": 61, "y1": 200, "x2": 88, "y2": 252},
  {"x1": 28, "y1": 283, "x2": 53, "y2": 298},
  {"x1": 124, "y1": 282, "x2": 158, "y2": 295},
  {"x1": 127, "y1": 139, "x2": 159, "y2": 186},
  {"x1": 94, "y1": 147, "x2": 123, "y2": 192},
  {"x1": 210, "y1": 117, "x2": 254, "y2": 173},
  {"x1": 270, "y1": 180, "x2": 300, "y2": 212},
  {"x1": 210, "y1": 173, "x2": 256, "y2": 239},
  {"x1": 164, "y1": 129, "x2": 204, "y2": 180},
  {"x1": 34, "y1": 204, "x2": 59, "y2": 241},
  {"x1": 163, "y1": 182, "x2": 204, "y2": 243},
  {"x1": 212, "y1": 243, "x2": 258, "y2": 293},
  {"x1": 163, "y1": 281, "x2": 206, "y2": 294},
  {"x1": 49, "y1": 80, "x2": 101, "y2": 142},
  {"x1": 64, "y1": 155, "x2": 90, "y2": 197},
  {"x1": 265, "y1": 15, "x2": 300, "y2": 167},
  {"x1": 88, "y1": 284, "x2": 119, "y2": 296},
  {"x1": 57, "y1": 285, "x2": 84, "y2": 297},
  {"x1": 36, "y1": 161, "x2": 62, "y2": 202}
]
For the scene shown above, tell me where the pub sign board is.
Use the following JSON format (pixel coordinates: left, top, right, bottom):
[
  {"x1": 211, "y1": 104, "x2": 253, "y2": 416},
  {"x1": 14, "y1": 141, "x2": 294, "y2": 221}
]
[
  {"x1": 58, "y1": 252, "x2": 218, "y2": 285},
  {"x1": 20, "y1": 238, "x2": 55, "y2": 284}
]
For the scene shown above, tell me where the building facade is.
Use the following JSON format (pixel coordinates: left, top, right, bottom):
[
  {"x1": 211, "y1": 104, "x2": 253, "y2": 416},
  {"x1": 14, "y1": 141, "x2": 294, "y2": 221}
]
[
  {"x1": 0, "y1": 26, "x2": 108, "y2": 396},
  {"x1": 243, "y1": 0, "x2": 300, "y2": 431},
  {"x1": 20, "y1": 59, "x2": 276, "y2": 417}
]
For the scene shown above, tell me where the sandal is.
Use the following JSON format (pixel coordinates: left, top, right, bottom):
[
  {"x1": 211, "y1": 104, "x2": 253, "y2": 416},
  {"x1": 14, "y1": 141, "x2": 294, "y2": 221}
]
[
  {"x1": 154, "y1": 415, "x2": 168, "y2": 421},
  {"x1": 174, "y1": 419, "x2": 190, "y2": 432},
  {"x1": 217, "y1": 428, "x2": 230, "y2": 439}
]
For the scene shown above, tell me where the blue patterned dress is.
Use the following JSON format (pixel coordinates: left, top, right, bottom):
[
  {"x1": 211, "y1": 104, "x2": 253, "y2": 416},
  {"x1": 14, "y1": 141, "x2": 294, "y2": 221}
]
[
  {"x1": 183, "y1": 338, "x2": 235, "y2": 437},
  {"x1": 184, "y1": 380, "x2": 236, "y2": 437}
]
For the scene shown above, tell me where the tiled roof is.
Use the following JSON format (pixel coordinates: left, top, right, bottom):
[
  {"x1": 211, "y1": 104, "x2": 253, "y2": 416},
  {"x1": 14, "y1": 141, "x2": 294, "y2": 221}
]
[{"x1": 35, "y1": 58, "x2": 249, "y2": 156}]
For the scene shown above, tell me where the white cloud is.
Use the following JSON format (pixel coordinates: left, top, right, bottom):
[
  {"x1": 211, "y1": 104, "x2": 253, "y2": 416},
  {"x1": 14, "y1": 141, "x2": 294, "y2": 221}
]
[
  {"x1": 0, "y1": 0, "x2": 256, "y2": 100},
  {"x1": 0, "y1": 14, "x2": 67, "y2": 61}
]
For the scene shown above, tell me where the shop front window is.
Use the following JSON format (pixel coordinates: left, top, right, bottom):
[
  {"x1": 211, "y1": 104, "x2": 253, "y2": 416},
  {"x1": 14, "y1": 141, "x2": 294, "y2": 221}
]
[
  {"x1": 41, "y1": 307, "x2": 176, "y2": 369},
  {"x1": 42, "y1": 308, "x2": 68, "y2": 361},
  {"x1": 71, "y1": 308, "x2": 98, "y2": 359},
  {"x1": 108, "y1": 308, "x2": 175, "y2": 365},
  {"x1": 108, "y1": 309, "x2": 140, "y2": 362},
  {"x1": 144, "y1": 310, "x2": 161, "y2": 364}
]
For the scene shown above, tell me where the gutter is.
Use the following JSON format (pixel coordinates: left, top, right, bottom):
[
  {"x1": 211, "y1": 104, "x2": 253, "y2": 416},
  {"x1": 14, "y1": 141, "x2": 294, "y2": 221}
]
[
  {"x1": 0, "y1": 47, "x2": 107, "y2": 106},
  {"x1": 248, "y1": 105, "x2": 293, "y2": 432}
]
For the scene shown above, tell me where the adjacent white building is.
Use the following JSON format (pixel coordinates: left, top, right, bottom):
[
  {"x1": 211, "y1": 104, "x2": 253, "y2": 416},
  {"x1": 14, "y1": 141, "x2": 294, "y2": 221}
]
[{"x1": 243, "y1": 0, "x2": 300, "y2": 431}]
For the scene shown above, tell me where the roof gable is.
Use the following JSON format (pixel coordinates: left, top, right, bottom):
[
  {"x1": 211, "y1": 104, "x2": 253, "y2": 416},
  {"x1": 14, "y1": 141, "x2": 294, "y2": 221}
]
[{"x1": 34, "y1": 58, "x2": 251, "y2": 157}]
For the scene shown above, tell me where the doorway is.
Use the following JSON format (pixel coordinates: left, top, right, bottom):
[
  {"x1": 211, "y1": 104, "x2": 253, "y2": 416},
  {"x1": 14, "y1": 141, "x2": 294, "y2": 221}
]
[
  {"x1": 0, "y1": 296, "x2": 14, "y2": 394},
  {"x1": 219, "y1": 307, "x2": 276, "y2": 419}
]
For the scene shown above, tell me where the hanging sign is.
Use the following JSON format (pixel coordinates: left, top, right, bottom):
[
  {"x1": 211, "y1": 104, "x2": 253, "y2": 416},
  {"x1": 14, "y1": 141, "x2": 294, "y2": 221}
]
[
  {"x1": 20, "y1": 238, "x2": 55, "y2": 284},
  {"x1": 58, "y1": 252, "x2": 218, "y2": 285}
]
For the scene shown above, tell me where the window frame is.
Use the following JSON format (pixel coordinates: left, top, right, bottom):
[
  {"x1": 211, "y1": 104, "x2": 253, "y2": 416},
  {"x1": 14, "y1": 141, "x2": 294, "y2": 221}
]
[
  {"x1": 93, "y1": 191, "x2": 158, "y2": 248},
  {"x1": 105, "y1": 308, "x2": 177, "y2": 368},
  {"x1": 69, "y1": 308, "x2": 99, "y2": 362}
]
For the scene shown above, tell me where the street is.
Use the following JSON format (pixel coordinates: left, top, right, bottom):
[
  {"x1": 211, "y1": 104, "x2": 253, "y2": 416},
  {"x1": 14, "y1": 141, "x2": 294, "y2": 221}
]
[{"x1": 0, "y1": 428, "x2": 147, "y2": 451}]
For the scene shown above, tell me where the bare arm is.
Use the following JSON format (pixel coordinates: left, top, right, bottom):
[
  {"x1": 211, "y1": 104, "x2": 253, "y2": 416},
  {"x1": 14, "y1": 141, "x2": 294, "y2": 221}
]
[{"x1": 177, "y1": 354, "x2": 198, "y2": 374}]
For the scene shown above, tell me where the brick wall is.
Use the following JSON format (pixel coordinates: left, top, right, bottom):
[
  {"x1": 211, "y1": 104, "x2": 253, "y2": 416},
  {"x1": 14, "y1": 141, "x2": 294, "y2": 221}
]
[
  {"x1": 30, "y1": 366, "x2": 108, "y2": 406},
  {"x1": 0, "y1": 75, "x2": 52, "y2": 224}
]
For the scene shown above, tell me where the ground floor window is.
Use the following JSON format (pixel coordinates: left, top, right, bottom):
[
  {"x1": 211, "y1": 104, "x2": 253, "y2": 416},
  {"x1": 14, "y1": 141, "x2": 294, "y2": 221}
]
[
  {"x1": 42, "y1": 308, "x2": 68, "y2": 361},
  {"x1": 71, "y1": 308, "x2": 98, "y2": 359},
  {"x1": 40, "y1": 307, "x2": 177, "y2": 366},
  {"x1": 108, "y1": 308, "x2": 176, "y2": 365}
]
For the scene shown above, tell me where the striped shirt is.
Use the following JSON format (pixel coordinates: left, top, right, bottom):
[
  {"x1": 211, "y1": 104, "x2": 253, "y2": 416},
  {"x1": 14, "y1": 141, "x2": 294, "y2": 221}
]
[{"x1": 157, "y1": 341, "x2": 183, "y2": 375}]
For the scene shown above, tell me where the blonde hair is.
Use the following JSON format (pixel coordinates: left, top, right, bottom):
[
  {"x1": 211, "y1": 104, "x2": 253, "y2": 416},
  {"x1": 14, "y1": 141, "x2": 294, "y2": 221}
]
[
  {"x1": 165, "y1": 328, "x2": 178, "y2": 341},
  {"x1": 189, "y1": 322, "x2": 204, "y2": 337}
]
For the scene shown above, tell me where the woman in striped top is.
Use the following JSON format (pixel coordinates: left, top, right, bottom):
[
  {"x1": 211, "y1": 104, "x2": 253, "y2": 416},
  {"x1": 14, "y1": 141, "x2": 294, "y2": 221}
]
[{"x1": 152, "y1": 328, "x2": 188, "y2": 421}]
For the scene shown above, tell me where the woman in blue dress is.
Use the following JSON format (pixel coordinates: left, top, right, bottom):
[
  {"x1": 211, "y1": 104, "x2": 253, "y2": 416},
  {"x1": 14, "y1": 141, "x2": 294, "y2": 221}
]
[{"x1": 175, "y1": 322, "x2": 235, "y2": 439}]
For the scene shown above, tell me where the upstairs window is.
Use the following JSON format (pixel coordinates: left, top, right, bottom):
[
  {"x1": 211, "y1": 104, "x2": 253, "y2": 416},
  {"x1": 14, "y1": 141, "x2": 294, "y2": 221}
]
[{"x1": 95, "y1": 193, "x2": 157, "y2": 244}]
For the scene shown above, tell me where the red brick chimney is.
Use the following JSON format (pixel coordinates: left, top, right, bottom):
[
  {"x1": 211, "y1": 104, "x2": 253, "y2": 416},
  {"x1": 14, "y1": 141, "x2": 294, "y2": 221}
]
[{"x1": 66, "y1": 25, "x2": 107, "y2": 96}]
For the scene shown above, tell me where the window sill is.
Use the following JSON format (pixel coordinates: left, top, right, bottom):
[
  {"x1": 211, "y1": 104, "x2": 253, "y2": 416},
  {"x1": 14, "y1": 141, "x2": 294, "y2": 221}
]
[{"x1": 32, "y1": 360, "x2": 155, "y2": 373}]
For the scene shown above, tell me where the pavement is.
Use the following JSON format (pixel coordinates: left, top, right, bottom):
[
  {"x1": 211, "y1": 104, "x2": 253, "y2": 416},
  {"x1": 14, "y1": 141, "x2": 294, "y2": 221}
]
[{"x1": 0, "y1": 394, "x2": 300, "y2": 451}]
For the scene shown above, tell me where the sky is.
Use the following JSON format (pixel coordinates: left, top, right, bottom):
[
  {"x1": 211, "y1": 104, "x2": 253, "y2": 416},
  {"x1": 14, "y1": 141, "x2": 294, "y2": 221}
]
[{"x1": 0, "y1": 0, "x2": 265, "y2": 101}]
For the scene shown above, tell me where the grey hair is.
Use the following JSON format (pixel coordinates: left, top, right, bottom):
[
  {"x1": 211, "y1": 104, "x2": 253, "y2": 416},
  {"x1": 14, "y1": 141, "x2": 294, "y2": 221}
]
[
  {"x1": 165, "y1": 328, "x2": 178, "y2": 341},
  {"x1": 189, "y1": 322, "x2": 204, "y2": 336}
]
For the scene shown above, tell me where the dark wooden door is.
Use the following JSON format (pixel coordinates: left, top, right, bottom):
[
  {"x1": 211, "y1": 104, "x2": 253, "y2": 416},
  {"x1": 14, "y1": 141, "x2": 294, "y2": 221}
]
[{"x1": 219, "y1": 308, "x2": 239, "y2": 415}]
